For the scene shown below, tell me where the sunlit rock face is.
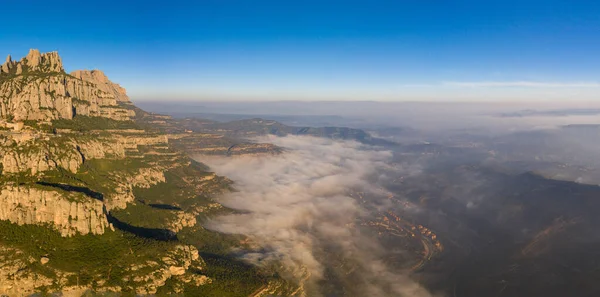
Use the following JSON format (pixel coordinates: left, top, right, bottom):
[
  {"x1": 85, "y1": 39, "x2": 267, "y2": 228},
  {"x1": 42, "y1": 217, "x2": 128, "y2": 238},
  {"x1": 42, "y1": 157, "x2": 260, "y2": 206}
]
[
  {"x1": 0, "y1": 49, "x2": 134, "y2": 121},
  {"x1": 0, "y1": 186, "x2": 109, "y2": 236},
  {"x1": 70, "y1": 69, "x2": 130, "y2": 102}
]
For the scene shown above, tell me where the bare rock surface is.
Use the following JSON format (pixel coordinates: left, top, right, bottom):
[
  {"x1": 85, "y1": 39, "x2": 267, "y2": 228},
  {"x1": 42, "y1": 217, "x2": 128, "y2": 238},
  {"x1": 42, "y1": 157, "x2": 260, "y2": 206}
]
[
  {"x1": 71, "y1": 69, "x2": 129, "y2": 102},
  {"x1": 0, "y1": 186, "x2": 108, "y2": 236},
  {"x1": 0, "y1": 49, "x2": 134, "y2": 121}
]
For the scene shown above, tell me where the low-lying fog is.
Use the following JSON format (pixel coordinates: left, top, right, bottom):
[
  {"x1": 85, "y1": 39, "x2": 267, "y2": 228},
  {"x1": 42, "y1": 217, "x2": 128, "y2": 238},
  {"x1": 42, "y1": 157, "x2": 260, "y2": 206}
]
[{"x1": 199, "y1": 136, "x2": 432, "y2": 297}]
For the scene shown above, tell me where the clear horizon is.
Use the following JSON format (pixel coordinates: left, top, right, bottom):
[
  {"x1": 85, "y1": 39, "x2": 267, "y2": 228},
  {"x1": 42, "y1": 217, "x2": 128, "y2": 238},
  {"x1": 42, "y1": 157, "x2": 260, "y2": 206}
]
[{"x1": 2, "y1": 0, "x2": 599, "y2": 102}]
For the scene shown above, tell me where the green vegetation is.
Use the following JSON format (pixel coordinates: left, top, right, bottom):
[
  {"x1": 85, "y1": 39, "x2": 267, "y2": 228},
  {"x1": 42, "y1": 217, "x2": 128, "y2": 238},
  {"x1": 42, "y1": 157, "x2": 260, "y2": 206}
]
[
  {"x1": 178, "y1": 227, "x2": 245, "y2": 257},
  {"x1": 41, "y1": 158, "x2": 149, "y2": 197},
  {"x1": 52, "y1": 116, "x2": 140, "y2": 131},
  {"x1": 23, "y1": 120, "x2": 55, "y2": 133},
  {"x1": 0, "y1": 170, "x2": 35, "y2": 185},
  {"x1": 0, "y1": 220, "x2": 175, "y2": 289},
  {"x1": 45, "y1": 89, "x2": 57, "y2": 99},
  {"x1": 169, "y1": 254, "x2": 267, "y2": 297},
  {"x1": 133, "y1": 163, "x2": 228, "y2": 210},
  {"x1": 0, "y1": 149, "x2": 266, "y2": 294},
  {"x1": 111, "y1": 203, "x2": 178, "y2": 230},
  {"x1": 0, "y1": 70, "x2": 66, "y2": 86},
  {"x1": 133, "y1": 171, "x2": 193, "y2": 205},
  {"x1": 72, "y1": 97, "x2": 91, "y2": 105},
  {"x1": 0, "y1": 216, "x2": 268, "y2": 295}
]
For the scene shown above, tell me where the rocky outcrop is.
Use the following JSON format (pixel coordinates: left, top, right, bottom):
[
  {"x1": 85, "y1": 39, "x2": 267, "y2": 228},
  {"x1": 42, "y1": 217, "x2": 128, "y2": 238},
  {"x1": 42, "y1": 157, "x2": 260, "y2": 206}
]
[
  {"x1": 105, "y1": 167, "x2": 166, "y2": 210},
  {"x1": 0, "y1": 134, "x2": 126, "y2": 176},
  {"x1": 1, "y1": 55, "x2": 11, "y2": 74},
  {"x1": 122, "y1": 245, "x2": 210, "y2": 295},
  {"x1": 0, "y1": 74, "x2": 134, "y2": 121},
  {"x1": 0, "y1": 130, "x2": 173, "y2": 177},
  {"x1": 117, "y1": 134, "x2": 169, "y2": 149},
  {"x1": 0, "y1": 49, "x2": 134, "y2": 121},
  {"x1": 78, "y1": 137, "x2": 127, "y2": 159},
  {"x1": 169, "y1": 212, "x2": 197, "y2": 232},
  {"x1": 0, "y1": 186, "x2": 109, "y2": 236},
  {"x1": 131, "y1": 167, "x2": 166, "y2": 188},
  {"x1": 169, "y1": 133, "x2": 283, "y2": 156},
  {"x1": 0, "y1": 139, "x2": 82, "y2": 175},
  {"x1": 71, "y1": 70, "x2": 129, "y2": 102},
  {"x1": 0, "y1": 243, "x2": 210, "y2": 296},
  {"x1": 0, "y1": 49, "x2": 63, "y2": 75},
  {"x1": 0, "y1": 245, "x2": 54, "y2": 296}
]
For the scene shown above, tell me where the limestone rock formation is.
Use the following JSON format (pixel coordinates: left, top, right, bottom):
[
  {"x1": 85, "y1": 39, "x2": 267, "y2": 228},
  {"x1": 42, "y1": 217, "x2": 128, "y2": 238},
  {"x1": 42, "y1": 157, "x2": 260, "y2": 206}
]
[
  {"x1": 1, "y1": 55, "x2": 11, "y2": 73},
  {"x1": 0, "y1": 243, "x2": 211, "y2": 296},
  {"x1": 0, "y1": 49, "x2": 134, "y2": 121},
  {"x1": 169, "y1": 212, "x2": 197, "y2": 232},
  {"x1": 106, "y1": 167, "x2": 167, "y2": 210},
  {"x1": 71, "y1": 69, "x2": 129, "y2": 102},
  {"x1": 0, "y1": 49, "x2": 63, "y2": 75},
  {"x1": 0, "y1": 133, "x2": 126, "y2": 176},
  {"x1": 0, "y1": 186, "x2": 108, "y2": 236},
  {"x1": 123, "y1": 245, "x2": 209, "y2": 295},
  {"x1": 0, "y1": 246, "x2": 54, "y2": 296}
]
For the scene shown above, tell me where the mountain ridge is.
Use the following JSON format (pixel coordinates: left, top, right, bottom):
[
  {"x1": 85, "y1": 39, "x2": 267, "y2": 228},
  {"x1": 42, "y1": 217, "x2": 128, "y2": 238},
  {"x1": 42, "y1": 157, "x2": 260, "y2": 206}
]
[{"x1": 174, "y1": 117, "x2": 398, "y2": 146}]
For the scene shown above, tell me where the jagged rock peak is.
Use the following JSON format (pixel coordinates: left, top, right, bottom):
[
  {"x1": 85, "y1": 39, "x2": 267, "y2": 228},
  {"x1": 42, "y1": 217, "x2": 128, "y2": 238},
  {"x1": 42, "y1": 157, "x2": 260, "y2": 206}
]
[
  {"x1": 71, "y1": 69, "x2": 130, "y2": 102},
  {"x1": 1, "y1": 54, "x2": 14, "y2": 74},
  {"x1": 0, "y1": 49, "x2": 63, "y2": 75},
  {"x1": 0, "y1": 49, "x2": 134, "y2": 121}
]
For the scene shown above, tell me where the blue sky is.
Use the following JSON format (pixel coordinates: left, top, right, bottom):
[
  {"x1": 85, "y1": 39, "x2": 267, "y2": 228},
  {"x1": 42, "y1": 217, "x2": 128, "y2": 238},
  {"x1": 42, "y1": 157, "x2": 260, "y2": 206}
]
[{"x1": 1, "y1": 0, "x2": 599, "y2": 101}]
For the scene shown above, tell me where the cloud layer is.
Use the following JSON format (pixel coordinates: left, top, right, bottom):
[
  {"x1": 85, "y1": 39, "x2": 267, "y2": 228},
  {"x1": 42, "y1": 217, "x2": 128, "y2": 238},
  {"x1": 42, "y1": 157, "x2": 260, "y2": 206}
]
[{"x1": 199, "y1": 135, "x2": 432, "y2": 297}]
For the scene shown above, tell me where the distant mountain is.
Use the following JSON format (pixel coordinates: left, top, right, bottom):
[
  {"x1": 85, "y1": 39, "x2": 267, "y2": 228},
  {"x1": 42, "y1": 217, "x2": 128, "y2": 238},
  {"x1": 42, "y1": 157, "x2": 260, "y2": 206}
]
[
  {"x1": 497, "y1": 108, "x2": 600, "y2": 117},
  {"x1": 175, "y1": 117, "x2": 398, "y2": 146}
]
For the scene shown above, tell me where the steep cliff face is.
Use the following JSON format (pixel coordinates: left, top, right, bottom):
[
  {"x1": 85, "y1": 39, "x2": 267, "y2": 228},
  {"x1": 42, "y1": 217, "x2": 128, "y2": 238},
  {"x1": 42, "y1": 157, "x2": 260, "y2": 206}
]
[
  {"x1": 71, "y1": 69, "x2": 129, "y2": 102},
  {"x1": 0, "y1": 133, "x2": 127, "y2": 176},
  {"x1": 0, "y1": 129, "x2": 169, "y2": 212},
  {"x1": 0, "y1": 49, "x2": 134, "y2": 121},
  {"x1": 0, "y1": 186, "x2": 108, "y2": 236}
]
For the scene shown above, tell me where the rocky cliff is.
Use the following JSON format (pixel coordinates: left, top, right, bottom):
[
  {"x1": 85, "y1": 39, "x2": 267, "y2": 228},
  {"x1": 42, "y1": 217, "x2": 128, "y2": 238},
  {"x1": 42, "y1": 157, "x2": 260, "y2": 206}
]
[
  {"x1": 0, "y1": 129, "x2": 169, "y2": 211},
  {"x1": 0, "y1": 49, "x2": 134, "y2": 121},
  {"x1": 71, "y1": 69, "x2": 129, "y2": 102},
  {"x1": 0, "y1": 186, "x2": 108, "y2": 236}
]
